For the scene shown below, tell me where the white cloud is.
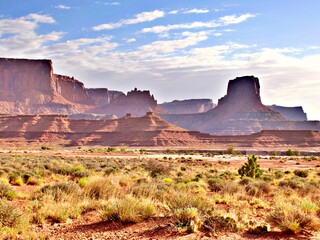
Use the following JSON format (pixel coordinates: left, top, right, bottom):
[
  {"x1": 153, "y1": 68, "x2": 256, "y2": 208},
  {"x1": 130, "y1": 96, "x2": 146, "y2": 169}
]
[
  {"x1": 125, "y1": 38, "x2": 136, "y2": 43},
  {"x1": 184, "y1": 9, "x2": 210, "y2": 14},
  {"x1": 22, "y1": 14, "x2": 55, "y2": 23},
  {"x1": 138, "y1": 31, "x2": 209, "y2": 56},
  {"x1": 141, "y1": 13, "x2": 256, "y2": 34},
  {"x1": 219, "y1": 13, "x2": 256, "y2": 25},
  {"x1": 54, "y1": 4, "x2": 71, "y2": 10},
  {"x1": 93, "y1": 10, "x2": 165, "y2": 31},
  {"x1": 168, "y1": 10, "x2": 179, "y2": 15},
  {"x1": 104, "y1": 2, "x2": 120, "y2": 5}
]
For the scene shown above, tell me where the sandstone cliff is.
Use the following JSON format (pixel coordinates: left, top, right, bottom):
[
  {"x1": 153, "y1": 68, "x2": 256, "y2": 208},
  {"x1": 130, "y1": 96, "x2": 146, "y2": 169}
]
[
  {"x1": 159, "y1": 99, "x2": 215, "y2": 114},
  {"x1": 268, "y1": 105, "x2": 307, "y2": 121},
  {"x1": 55, "y1": 74, "x2": 94, "y2": 105},
  {"x1": 95, "y1": 88, "x2": 163, "y2": 117},
  {"x1": 87, "y1": 88, "x2": 125, "y2": 107}
]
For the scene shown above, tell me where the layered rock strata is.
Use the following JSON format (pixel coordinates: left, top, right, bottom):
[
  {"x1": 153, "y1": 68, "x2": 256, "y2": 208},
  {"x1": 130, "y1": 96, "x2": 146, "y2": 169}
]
[
  {"x1": 0, "y1": 113, "x2": 319, "y2": 147},
  {"x1": 159, "y1": 99, "x2": 215, "y2": 114}
]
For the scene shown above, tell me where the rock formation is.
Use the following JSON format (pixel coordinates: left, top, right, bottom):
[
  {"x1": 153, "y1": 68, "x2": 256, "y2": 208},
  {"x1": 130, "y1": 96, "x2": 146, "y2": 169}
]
[
  {"x1": 87, "y1": 88, "x2": 125, "y2": 107},
  {"x1": 268, "y1": 105, "x2": 307, "y2": 121},
  {"x1": 162, "y1": 76, "x2": 320, "y2": 135},
  {"x1": 0, "y1": 113, "x2": 319, "y2": 147},
  {"x1": 94, "y1": 88, "x2": 163, "y2": 117},
  {"x1": 159, "y1": 99, "x2": 215, "y2": 114},
  {"x1": 55, "y1": 74, "x2": 93, "y2": 105}
]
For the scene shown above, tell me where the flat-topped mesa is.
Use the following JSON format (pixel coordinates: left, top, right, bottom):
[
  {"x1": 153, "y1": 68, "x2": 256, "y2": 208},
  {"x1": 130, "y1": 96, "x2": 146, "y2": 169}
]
[
  {"x1": 55, "y1": 74, "x2": 94, "y2": 105},
  {"x1": 212, "y1": 76, "x2": 284, "y2": 121},
  {"x1": 159, "y1": 99, "x2": 215, "y2": 114},
  {"x1": 268, "y1": 105, "x2": 308, "y2": 121},
  {"x1": 0, "y1": 58, "x2": 56, "y2": 103},
  {"x1": 87, "y1": 88, "x2": 125, "y2": 107},
  {"x1": 218, "y1": 76, "x2": 262, "y2": 108}
]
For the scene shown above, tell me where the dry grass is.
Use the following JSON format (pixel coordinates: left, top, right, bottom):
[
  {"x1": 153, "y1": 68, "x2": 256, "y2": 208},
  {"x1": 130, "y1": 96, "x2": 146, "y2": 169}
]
[{"x1": 0, "y1": 152, "x2": 319, "y2": 238}]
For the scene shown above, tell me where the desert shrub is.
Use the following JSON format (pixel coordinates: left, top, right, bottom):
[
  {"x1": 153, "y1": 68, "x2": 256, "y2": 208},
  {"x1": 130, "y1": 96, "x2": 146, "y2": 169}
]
[
  {"x1": 227, "y1": 146, "x2": 235, "y2": 155},
  {"x1": 40, "y1": 146, "x2": 52, "y2": 150},
  {"x1": 36, "y1": 181, "x2": 81, "y2": 201},
  {"x1": 207, "y1": 177, "x2": 225, "y2": 192},
  {"x1": 202, "y1": 214, "x2": 238, "y2": 233},
  {"x1": 130, "y1": 182, "x2": 158, "y2": 198},
  {"x1": 239, "y1": 176, "x2": 253, "y2": 186},
  {"x1": 274, "y1": 170, "x2": 284, "y2": 179},
  {"x1": 0, "y1": 199, "x2": 22, "y2": 228},
  {"x1": 221, "y1": 181, "x2": 241, "y2": 195},
  {"x1": 165, "y1": 189, "x2": 212, "y2": 214},
  {"x1": 145, "y1": 160, "x2": 171, "y2": 177},
  {"x1": 174, "y1": 207, "x2": 201, "y2": 233},
  {"x1": 78, "y1": 177, "x2": 88, "y2": 188},
  {"x1": 0, "y1": 183, "x2": 17, "y2": 200},
  {"x1": 268, "y1": 202, "x2": 318, "y2": 234},
  {"x1": 100, "y1": 195, "x2": 156, "y2": 223},
  {"x1": 286, "y1": 149, "x2": 300, "y2": 156},
  {"x1": 31, "y1": 200, "x2": 83, "y2": 224},
  {"x1": 294, "y1": 169, "x2": 309, "y2": 178},
  {"x1": 238, "y1": 155, "x2": 263, "y2": 178},
  {"x1": 279, "y1": 178, "x2": 305, "y2": 190},
  {"x1": 84, "y1": 177, "x2": 117, "y2": 199},
  {"x1": 106, "y1": 147, "x2": 116, "y2": 152},
  {"x1": 245, "y1": 181, "x2": 271, "y2": 197}
]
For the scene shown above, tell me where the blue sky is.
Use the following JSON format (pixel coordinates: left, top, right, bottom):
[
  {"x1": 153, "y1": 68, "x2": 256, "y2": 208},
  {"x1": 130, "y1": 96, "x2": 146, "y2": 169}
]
[{"x1": 0, "y1": 0, "x2": 320, "y2": 119}]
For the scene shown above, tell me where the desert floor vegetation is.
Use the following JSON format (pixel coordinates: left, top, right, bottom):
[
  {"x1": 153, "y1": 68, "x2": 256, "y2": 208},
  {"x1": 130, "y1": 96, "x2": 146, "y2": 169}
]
[{"x1": 0, "y1": 149, "x2": 319, "y2": 239}]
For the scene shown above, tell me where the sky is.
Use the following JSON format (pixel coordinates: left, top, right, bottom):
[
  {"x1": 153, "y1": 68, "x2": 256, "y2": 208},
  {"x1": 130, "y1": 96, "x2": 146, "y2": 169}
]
[{"x1": 0, "y1": 0, "x2": 319, "y2": 120}]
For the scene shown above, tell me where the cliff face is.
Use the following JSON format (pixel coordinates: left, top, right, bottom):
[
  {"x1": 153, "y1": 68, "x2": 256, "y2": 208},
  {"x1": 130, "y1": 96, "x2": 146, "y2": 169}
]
[
  {"x1": 95, "y1": 88, "x2": 162, "y2": 117},
  {"x1": 159, "y1": 99, "x2": 215, "y2": 114},
  {"x1": 87, "y1": 88, "x2": 125, "y2": 107},
  {"x1": 268, "y1": 105, "x2": 307, "y2": 121},
  {"x1": 55, "y1": 74, "x2": 94, "y2": 105},
  {"x1": 0, "y1": 58, "x2": 56, "y2": 104}
]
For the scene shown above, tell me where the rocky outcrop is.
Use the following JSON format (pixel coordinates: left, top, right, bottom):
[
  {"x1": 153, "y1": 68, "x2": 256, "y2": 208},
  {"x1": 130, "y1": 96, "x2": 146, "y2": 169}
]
[
  {"x1": 268, "y1": 105, "x2": 307, "y2": 121},
  {"x1": 95, "y1": 88, "x2": 163, "y2": 117},
  {"x1": 162, "y1": 76, "x2": 319, "y2": 135},
  {"x1": 159, "y1": 99, "x2": 215, "y2": 114},
  {"x1": 55, "y1": 74, "x2": 94, "y2": 105},
  {"x1": 86, "y1": 88, "x2": 125, "y2": 107}
]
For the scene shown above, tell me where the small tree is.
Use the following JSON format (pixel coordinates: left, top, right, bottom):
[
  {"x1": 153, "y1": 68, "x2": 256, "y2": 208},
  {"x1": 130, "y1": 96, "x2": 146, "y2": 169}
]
[{"x1": 238, "y1": 155, "x2": 263, "y2": 178}]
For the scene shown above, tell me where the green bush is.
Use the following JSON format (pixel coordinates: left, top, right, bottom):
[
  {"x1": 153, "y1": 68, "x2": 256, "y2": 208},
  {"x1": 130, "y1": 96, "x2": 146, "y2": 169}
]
[
  {"x1": 293, "y1": 170, "x2": 309, "y2": 178},
  {"x1": 238, "y1": 155, "x2": 263, "y2": 178}
]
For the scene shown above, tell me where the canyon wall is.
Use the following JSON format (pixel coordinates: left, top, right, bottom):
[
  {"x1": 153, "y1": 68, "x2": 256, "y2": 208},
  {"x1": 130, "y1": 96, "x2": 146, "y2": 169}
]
[{"x1": 0, "y1": 58, "x2": 56, "y2": 104}]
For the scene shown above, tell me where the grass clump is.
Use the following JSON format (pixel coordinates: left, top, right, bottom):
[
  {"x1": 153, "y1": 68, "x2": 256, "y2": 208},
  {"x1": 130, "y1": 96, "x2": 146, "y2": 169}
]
[
  {"x1": 100, "y1": 195, "x2": 156, "y2": 223},
  {"x1": 268, "y1": 201, "x2": 319, "y2": 234},
  {"x1": 0, "y1": 199, "x2": 22, "y2": 228},
  {"x1": 174, "y1": 207, "x2": 201, "y2": 233}
]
